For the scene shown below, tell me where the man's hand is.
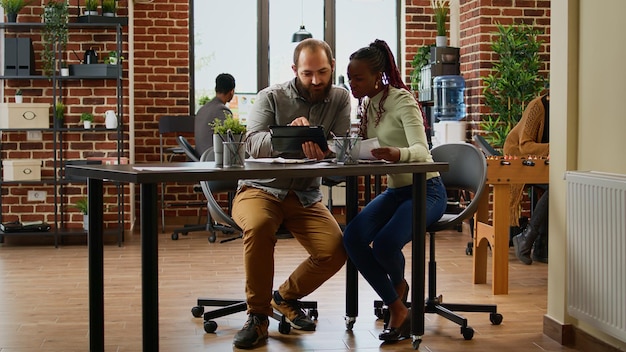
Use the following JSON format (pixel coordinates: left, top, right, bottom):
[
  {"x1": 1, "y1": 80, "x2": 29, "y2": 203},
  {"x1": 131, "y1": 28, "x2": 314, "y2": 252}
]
[
  {"x1": 302, "y1": 141, "x2": 327, "y2": 160},
  {"x1": 371, "y1": 147, "x2": 400, "y2": 162},
  {"x1": 289, "y1": 117, "x2": 309, "y2": 126}
]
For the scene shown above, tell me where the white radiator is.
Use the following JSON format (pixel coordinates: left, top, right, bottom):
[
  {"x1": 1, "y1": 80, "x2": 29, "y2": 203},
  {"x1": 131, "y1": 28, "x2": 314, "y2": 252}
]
[{"x1": 565, "y1": 171, "x2": 626, "y2": 343}]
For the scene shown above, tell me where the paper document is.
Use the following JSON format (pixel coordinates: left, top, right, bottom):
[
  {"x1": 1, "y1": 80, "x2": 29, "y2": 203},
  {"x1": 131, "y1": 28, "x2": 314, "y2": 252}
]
[
  {"x1": 133, "y1": 166, "x2": 207, "y2": 171},
  {"x1": 247, "y1": 157, "x2": 320, "y2": 164},
  {"x1": 358, "y1": 138, "x2": 380, "y2": 160}
]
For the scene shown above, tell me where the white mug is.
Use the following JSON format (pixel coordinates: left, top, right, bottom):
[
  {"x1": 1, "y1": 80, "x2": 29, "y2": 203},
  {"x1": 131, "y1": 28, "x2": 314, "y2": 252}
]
[{"x1": 105, "y1": 110, "x2": 117, "y2": 129}]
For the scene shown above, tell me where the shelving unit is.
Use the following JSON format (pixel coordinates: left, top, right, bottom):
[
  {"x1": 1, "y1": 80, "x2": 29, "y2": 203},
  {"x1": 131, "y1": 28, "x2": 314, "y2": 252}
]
[{"x1": 0, "y1": 21, "x2": 126, "y2": 247}]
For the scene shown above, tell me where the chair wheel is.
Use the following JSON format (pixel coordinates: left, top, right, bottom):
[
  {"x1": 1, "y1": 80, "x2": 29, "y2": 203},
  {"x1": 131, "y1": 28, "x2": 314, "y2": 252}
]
[
  {"x1": 204, "y1": 320, "x2": 218, "y2": 333},
  {"x1": 191, "y1": 306, "x2": 204, "y2": 318},
  {"x1": 345, "y1": 316, "x2": 356, "y2": 331},
  {"x1": 171, "y1": 233, "x2": 179, "y2": 240},
  {"x1": 208, "y1": 234, "x2": 216, "y2": 243},
  {"x1": 461, "y1": 326, "x2": 474, "y2": 340},
  {"x1": 374, "y1": 307, "x2": 384, "y2": 319},
  {"x1": 278, "y1": 320, "x2": 291, "y2": 334},
  {"x1": 412, "y1": 337, "x2": 422, "y2": 350},
  {"x1": 466, "y1": 241, "x2": 473, "y2": 255},
  {"x1": 307, "y1": 309, "x2": 319, "y2": 320},
  {"x1": 490, "y1": 313, "x2": 503, "y2": 325}
]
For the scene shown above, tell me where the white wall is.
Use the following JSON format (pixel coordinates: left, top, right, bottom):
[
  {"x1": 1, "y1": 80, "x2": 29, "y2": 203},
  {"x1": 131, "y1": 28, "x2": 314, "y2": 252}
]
[{"x1": 550, "y1": 0, "x2": 626, "y2": 349}]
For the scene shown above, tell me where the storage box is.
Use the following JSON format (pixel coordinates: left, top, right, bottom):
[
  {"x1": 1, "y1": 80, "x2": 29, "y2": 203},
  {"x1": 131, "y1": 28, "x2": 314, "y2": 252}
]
[
  {"x1": 69, "y1": 64, "x2": 119, "y2": 78},
  {"x1": 2, "y1": 159, "x2": 42, "y2": 181},
  {"x1": 0, "y1": 103, "x2": 51, "y2": 129}
]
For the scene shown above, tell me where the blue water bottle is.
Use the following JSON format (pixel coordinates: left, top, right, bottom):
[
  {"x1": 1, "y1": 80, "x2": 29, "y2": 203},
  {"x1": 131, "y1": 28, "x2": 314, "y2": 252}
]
[{"x1": 433, "y1": 75, "x2": 466, "y2": 121}]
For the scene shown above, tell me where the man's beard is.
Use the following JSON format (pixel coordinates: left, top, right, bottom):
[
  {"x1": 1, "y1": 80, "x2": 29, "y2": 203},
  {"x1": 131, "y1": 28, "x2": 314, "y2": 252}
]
[{"x1": 296, "y1": 79, "x2": 332, "y2": 104}]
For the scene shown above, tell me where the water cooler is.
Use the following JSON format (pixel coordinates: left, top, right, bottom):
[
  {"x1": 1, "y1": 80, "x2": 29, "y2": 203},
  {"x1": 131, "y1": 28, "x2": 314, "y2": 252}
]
[{"x1": 432, "y1": 75, "x2": 466, "y2": 146}]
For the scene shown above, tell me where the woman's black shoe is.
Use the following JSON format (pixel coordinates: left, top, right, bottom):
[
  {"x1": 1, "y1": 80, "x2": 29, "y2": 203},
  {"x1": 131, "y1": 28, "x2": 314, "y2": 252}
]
[{"x1": 379, "y1": 309, "x2": 411, "y2": 341}]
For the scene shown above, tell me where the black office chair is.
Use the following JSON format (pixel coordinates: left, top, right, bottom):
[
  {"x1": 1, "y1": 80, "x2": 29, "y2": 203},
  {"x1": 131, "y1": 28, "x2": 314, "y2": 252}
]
[
  {"x1": 191, "y1": 148, "x2": 318, "y2": 334},
  {"x1": 473, "y1": 134, "x2": 501, "y2": 157},
  {"x1": 374, "y1": 143, "x2": 502, "y2": 340}
]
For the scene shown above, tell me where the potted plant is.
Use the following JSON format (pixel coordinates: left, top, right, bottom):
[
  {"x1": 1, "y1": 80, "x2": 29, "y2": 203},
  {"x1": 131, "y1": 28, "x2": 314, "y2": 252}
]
[
  {"x1": 104, "y1": 51, "x2": 123, "y2": 65},
  {"x1": 54, "y1": 99, "x2": 65, "y2": 128},
  {"x1": 74, "y1": 197, "x2": 88, "y2": 230},
  {"x1": 60, "y1": 61, "x2": 69, "y2": 76},
  {"x1": 102, "y1": 0, "x2": 116, "y2": 17},
  {"x1": 431, "y1": 0, "x2": 449, "y2": 47},
  {"x1": 210, "y1": 113, "x2": 246, "y2": 167},
  {"x1": 14, "y1": 89, "x2": 23, "y2": 103},
  {"x1": 1, "y1": 0, "x2": 30, "y2": 23},
  {"x1": 42, "y1": 0, "x2": 69, "y2": 78},
  {"x1": 481, "y1": 23, "x2": 547, "y2": 149},
  {"x1": 410, "y1": 44, "x2": 435, "y2": 94},
  {"x1": 84, "y1": 0, "x2": 98, "y2": 16},
  {"x1": 80, "y1": 112, "x2": 94, "y2": 129}
]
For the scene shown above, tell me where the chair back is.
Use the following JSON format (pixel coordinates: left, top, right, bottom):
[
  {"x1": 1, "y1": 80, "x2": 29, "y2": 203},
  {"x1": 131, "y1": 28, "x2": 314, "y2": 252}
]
[
  {"x1": 199, "y1": 149, "x2": 242, "y2": 232},
  {"x1": 177, "y1": 135, "x2": 201, "y2": 162},
  {"x1": 428, "y1": 143, "x2": 487, "y2": 232},
  {"x1": 473, "y1": 134, "x2": 501, "y2": 157}
]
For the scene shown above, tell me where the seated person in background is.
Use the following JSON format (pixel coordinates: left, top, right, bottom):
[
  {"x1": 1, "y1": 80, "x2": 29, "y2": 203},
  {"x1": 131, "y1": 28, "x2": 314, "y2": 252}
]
[
  {"x1": 504, "y1": 93, "x2": 550, "y2": 264},
  {"x1": 230, "y1": 38, "x2": 351, "y2": 349},
  {"x1": 194, "y1": 73, "x2": 236, "y2": 155},
  {"x1": 342, "y1": 39, "x2": 448, "y2": 341}
]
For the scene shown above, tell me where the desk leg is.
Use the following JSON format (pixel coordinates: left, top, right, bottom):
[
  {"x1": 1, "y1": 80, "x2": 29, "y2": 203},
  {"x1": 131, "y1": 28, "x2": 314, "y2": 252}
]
[
  {"x1": 473, "y1": 190, "x2": 490, "y2": 284},
  {"x1": 411, "y1": 173, "x2": 426, "y2": 340},
  {"x1": 141, "y1": 184, "x2": 159, "y2": 351},
  {"x1": 491, "y1": 184, "x2": 510, "y2": 295},
  {"x1": 345, "y1": 176, "x2": 358, "y2": 328},
  {"x1": 88, "y1": 178, "x2": 105, "y2": 352}
]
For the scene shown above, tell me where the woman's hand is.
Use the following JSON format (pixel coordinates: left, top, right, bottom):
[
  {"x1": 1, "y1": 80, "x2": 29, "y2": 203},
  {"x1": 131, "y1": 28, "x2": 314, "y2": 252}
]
[{"x1": 371, "y1": 147, "x2": 400, "y2": 162}]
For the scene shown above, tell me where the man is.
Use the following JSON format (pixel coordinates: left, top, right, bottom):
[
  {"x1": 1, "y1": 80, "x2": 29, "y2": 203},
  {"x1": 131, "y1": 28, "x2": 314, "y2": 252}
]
[
  {"x1": 194, "y1": 73, "x2": 236, "y2": 155},
  {"x1": 504, "y1": 93, "x2": 550, "y2": 264},
  {"x1": 231, "y1": 38, "x2": 351, "y2": 349}
]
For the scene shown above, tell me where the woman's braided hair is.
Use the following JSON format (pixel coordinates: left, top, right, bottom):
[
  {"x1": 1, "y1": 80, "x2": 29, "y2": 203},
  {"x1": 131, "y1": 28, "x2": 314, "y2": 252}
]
[{"x1": 350, "y1": 39, "x2": 426, "y2": 137}]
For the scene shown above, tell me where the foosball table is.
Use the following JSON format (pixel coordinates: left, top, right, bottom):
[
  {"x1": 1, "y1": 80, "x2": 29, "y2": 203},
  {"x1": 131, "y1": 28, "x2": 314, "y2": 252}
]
[{"x1": 474, "y1": 156, "x2": 549, "y2": 294}]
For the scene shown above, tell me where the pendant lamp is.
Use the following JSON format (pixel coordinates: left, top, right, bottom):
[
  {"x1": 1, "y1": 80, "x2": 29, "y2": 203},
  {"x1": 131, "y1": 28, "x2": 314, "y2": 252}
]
[{"x1": 292, "y1": 0, "x2": 312, "y2": 42}]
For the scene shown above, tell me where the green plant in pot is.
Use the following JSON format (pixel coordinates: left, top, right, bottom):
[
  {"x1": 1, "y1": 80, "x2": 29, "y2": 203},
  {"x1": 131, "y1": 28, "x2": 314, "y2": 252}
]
[
  {"x1": 74, "y1": 197, "x2": 88, "y2": 230},
  {"x1": 210, "y1": 112, "x2": 246, "y2": 166},
  {"x1": 42, "y1": 0, "x2": 69, "y2": 78},
  {"x1": 102, "y1": 0, "x2": 116, "y2": 16},
  {"x1": 431, "y1": 0, "x2": 449, "y2": 47},
  {"x1": 410, "y1": 44, "x2": 435, "y2": 93},
  {"x1": 1, "y1": 0, "x2": 30, "y2": 23},
  {"x1": 80, "y1": 112, "x2": 94, "y2": 129},
  {"x1": 15, "y1": 88, "x2": 23, "y2": 103},
  {"x1": 84, "y1": 0, "x2": 97, "y2": 15},
  {"x1": 481, "y1": 22, "x2": 547, "y2": 150},
  {"x1": 104, "y1": 51, "x2": 123, "y2": 65},
  {"x1": 54, "y1": 99, "x2": 65, "y2": 128}
]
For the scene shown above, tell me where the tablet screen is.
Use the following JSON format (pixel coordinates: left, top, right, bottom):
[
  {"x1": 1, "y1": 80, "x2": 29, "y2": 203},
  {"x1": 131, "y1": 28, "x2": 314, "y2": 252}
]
[{"x1": 269, "y1": 125, "x2": 328, "y2": 153}]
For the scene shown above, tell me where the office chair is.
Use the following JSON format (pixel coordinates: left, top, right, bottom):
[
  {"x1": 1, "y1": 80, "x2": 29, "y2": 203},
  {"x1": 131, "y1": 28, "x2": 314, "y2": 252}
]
[
  {"x1": 191, "y1": 148, "x2": 318, "y2": 334},
  {"x1": 159, "y1": 115, "x2": 199, "y2": 233},
  {"x1": 473, "y1": 134, "x2": 501, "y2": 157},
  {"x1": 373, "y1": 143, "x2": 503, "y2": 340},
  {"x1": 170, "y1": 136, "x2": 238, "y2": 243}
]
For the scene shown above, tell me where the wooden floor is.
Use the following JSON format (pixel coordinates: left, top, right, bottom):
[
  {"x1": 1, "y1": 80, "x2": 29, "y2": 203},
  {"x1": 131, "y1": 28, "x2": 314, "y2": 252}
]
[{"x1": 0, "y1": 223, "x2": 580, "y2": 352}]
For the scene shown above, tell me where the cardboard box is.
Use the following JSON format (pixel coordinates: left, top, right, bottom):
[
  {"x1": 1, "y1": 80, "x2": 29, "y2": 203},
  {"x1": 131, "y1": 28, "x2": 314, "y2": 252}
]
[
  {"x1": 3, "y1": 159, "x2": 42, "y2": 181},
  {"x1": 0, "y1": 103, "x2": 51, "y2": 129}
]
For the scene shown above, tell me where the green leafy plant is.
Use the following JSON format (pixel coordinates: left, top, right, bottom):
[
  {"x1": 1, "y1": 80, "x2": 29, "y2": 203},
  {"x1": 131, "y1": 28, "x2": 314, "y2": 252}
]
[
  {"x1": 42, "y1": 0, "x2": 69, "y2": 77},
  {"x1": 85, "y1": 0, "x2": 97, "y2": 11},
  {"x1": 54, "y1": 100, "x2": 65, "y2": 120},
  {"x1": 198, "y1": 95, "x2": 210, "y2": 106},
  {"x1": 1, "y1": 0, "x2": 29, "y2": 14},
  {"x1": 15, "y1": 89, "x2": 22, "y2": 96},
  {"x1": 74, "y1": 197, "x2": 88, "y2": 215},
  {"x1": 210, "y1": 112, "x2": 246, "y2": 137},
  {"x1": 102, "y1": 0, "x2": 115, "y2": 14},
  {"x1": 410, "y1": 44, "x2": 434, "y2": 91},
  {"x1": 481, "y1": 22, "x2": 547, "y2": 149},
  {"x1": 80, "y1": 112, "x2": 94, "y2": 122},
  {"x1": 431, "y1": 0, "x2": 449, "y2": 36},
  {"x1": 103, "y1": 51, "x2": 123, "y2": 64}
]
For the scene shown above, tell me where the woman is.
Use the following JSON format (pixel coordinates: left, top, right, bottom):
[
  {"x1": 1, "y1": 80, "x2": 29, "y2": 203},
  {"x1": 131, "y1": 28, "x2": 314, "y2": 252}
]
[{"x1": 342, "y1": 39, "x2": 447, "y2": 341}]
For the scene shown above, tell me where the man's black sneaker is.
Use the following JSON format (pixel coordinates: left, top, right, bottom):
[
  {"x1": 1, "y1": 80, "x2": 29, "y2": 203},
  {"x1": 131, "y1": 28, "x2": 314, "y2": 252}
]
[
  {"x1": 233, "y1": 314, "x2": 269, "y2": 349},
  {"x1": 270, "y1": 290, "x2": 316, "y2": 331}
]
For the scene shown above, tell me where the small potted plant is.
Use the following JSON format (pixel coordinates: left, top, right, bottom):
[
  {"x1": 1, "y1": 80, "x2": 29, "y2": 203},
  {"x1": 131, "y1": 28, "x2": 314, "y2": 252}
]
[
  {"x1": 60, "y1": 61, "x2": 69, "y2": 77},
  {"x1": 104, "y1": 51, "x2": 123, "y2": 65},
  {"x1": 74, "y1": 197, "x2": 88, "y2": 230},
  {"x1": 80, "y1": 112, "x2": 94, "y2": 129},
  {"x1": 210, "y1": 113, "x2": 246, "y2": 167},
  {"x1": 1, "y1": 0, "x2": 30, "y2": 23},
  {"x1": 54, "y1": 99, "x2": 65, "y2": 128},
  {"x1": 102, "y1": 0, "x2": 116, "y2": 17},
  {"x1": 14, "y1": 89, "x2": 23, "y2": 103},
  {"x1": 431, "y1": 0, "x2": 449, "y2": 47},
  {"x1": 84, "y1": 0, "x2": 98, "y2": 16}
]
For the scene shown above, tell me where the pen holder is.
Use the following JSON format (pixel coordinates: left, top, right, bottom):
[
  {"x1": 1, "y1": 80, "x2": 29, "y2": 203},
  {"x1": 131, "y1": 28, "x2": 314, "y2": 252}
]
[
  {"x1": 223, "y1": 141, "x2": 245, "y2": 168},
  {"x1": 333, "y1": 136, "x2": 361, "y2": 165}
]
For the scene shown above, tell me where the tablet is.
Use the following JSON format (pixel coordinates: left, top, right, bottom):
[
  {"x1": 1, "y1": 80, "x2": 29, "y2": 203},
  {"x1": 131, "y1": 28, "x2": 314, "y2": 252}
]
[{"x1": 269, "y1": 125, "x2": 328, "y2": 153}]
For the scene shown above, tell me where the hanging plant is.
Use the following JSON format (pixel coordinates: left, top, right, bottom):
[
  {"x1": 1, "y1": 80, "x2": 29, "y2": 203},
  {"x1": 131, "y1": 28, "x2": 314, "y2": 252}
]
[
  {"x1": 410, "y1": 44, "x2": 435, "y2": 92},
  {"x1": 42, "y1": 0, "x2": 68, "y2": 77},
  {"x1": 481, "y1": 22, "x2": 547, "y2": 149}
]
